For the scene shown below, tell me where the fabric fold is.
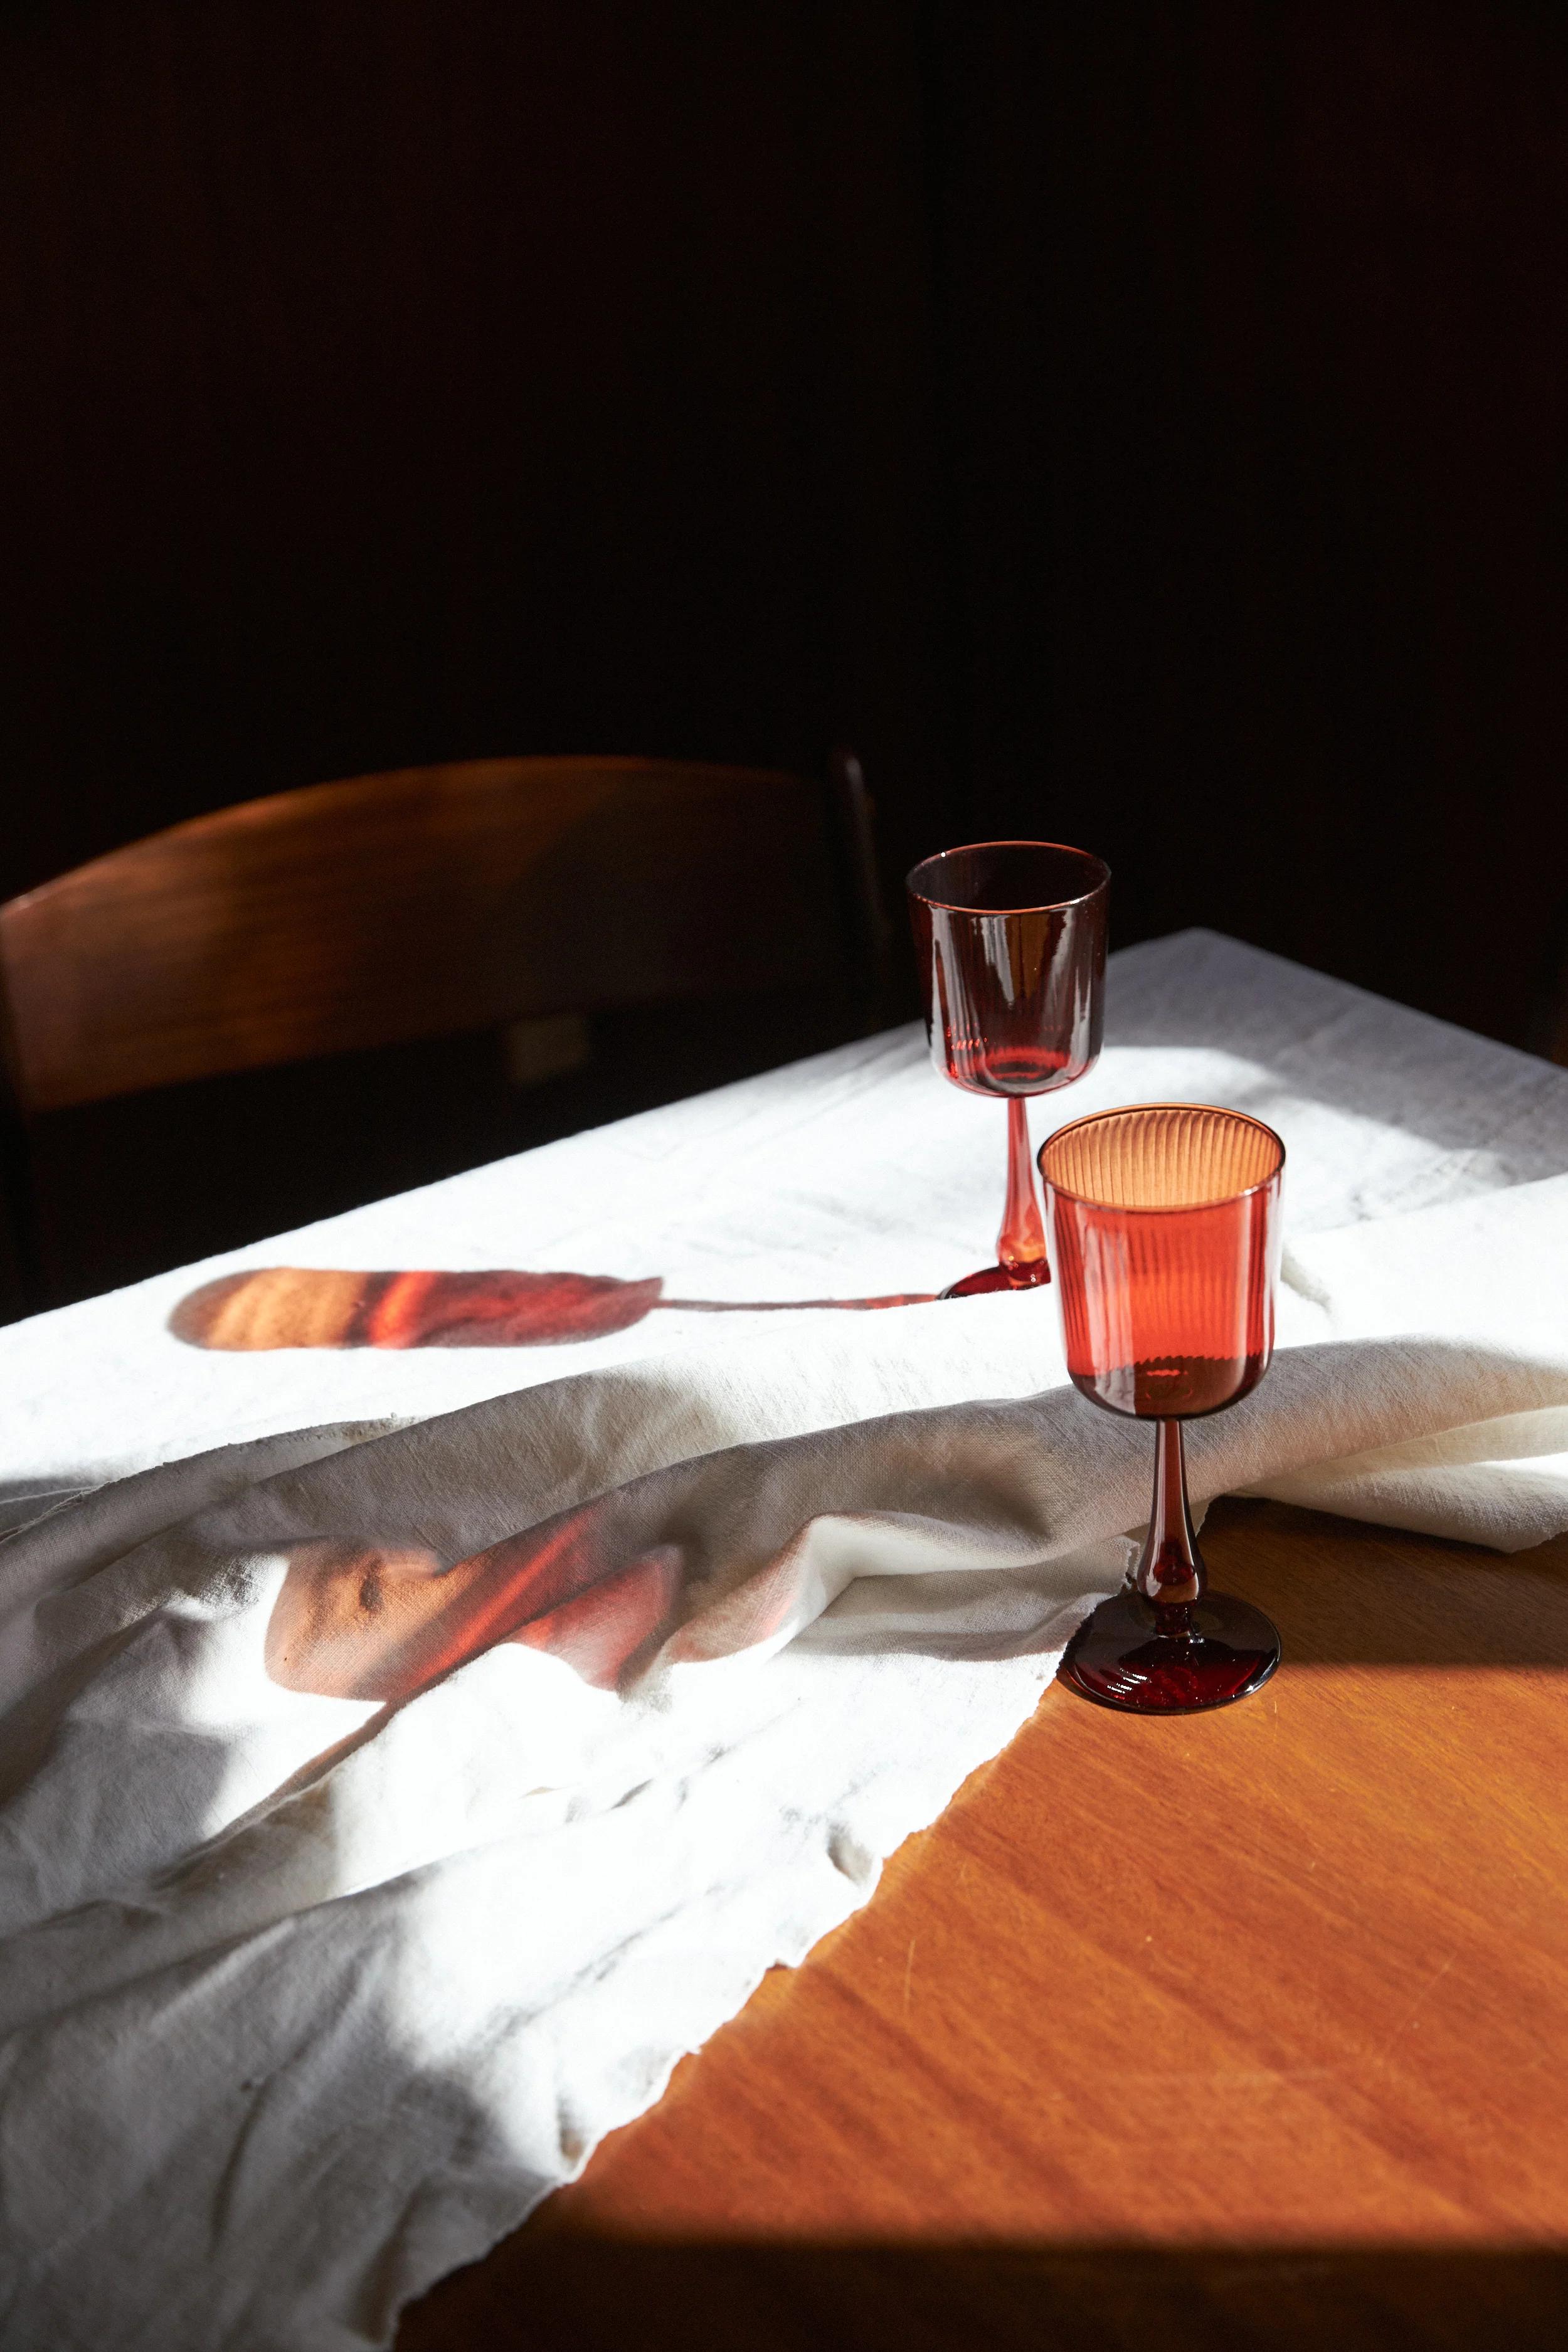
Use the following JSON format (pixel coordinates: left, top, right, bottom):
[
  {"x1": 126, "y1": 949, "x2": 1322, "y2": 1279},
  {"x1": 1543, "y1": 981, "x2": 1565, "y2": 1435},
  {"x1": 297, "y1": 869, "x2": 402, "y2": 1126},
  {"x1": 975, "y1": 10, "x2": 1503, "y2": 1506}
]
[{"x1": 3, "y1": 941, "x2": 1568, "y2": 2349}]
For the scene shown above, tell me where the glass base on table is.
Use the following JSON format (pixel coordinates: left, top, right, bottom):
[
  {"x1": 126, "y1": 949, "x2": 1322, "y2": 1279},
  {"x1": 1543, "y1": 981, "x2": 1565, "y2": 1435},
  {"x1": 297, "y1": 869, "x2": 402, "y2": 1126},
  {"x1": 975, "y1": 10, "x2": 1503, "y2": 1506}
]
[
  {"x1": 938, "y1": 1259, "x2": 1052, "y2": 1300},
  {"x1": 1057, "y1": 1587, "x2": 1280, "y2": 1715}
]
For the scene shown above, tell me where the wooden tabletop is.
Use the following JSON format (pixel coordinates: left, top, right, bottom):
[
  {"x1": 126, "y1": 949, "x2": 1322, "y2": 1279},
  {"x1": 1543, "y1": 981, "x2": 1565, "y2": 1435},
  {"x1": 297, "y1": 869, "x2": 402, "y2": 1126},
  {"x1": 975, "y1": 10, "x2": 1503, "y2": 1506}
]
[{"x1": 397, "y1": 1499, "x2": 1568, "y2": 2351}]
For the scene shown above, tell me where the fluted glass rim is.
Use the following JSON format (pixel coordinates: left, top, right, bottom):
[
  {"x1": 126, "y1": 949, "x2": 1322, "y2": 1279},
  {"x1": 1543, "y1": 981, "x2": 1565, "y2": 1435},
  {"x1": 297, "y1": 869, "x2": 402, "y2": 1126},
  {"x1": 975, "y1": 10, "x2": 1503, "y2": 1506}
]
[
  {"x1": 906, "y1": 839, "x2": 1111, "y2": 916},
  {"x1": 1038, "y1": 1101, "x2": 1286, "y2": 1211}
]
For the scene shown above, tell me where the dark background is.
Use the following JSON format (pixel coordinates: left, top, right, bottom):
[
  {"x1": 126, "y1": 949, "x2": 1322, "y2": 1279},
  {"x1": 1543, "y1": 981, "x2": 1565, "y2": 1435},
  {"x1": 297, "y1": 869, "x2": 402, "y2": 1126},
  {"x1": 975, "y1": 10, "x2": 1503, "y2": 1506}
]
[{"x1": 4, "y1": 1, "x2": 1567, "y2": 1303}]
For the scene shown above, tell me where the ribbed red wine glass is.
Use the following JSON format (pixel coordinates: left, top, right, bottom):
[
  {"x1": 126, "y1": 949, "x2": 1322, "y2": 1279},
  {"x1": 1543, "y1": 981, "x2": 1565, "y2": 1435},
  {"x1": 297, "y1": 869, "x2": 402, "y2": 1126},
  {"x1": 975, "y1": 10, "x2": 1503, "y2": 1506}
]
[
  {"x1": 1039, "y1": 1103, "x2": 1286, "y2": 1714},
  {"x1": 908, "y1": 841, "x2": 1110, "y2": 1298}
]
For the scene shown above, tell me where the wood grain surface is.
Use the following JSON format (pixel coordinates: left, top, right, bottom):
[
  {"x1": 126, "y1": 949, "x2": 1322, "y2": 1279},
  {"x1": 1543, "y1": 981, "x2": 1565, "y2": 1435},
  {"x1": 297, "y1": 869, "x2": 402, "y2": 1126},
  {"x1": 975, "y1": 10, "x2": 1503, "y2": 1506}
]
[{"x1": 397, "y1": 1498, "x2": 1568, "y2": 2350}]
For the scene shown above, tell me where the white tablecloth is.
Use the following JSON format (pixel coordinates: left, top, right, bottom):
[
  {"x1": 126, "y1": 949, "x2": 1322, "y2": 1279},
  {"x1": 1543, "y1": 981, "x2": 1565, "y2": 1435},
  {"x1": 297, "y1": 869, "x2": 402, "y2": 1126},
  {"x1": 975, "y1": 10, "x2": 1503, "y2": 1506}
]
[
  {"x1": 3, "y1": 929, "x2": 1568, "y2": 2351},
  {"x1": 7, "y1": 927, "x2": 1568, "y2": 1508}
]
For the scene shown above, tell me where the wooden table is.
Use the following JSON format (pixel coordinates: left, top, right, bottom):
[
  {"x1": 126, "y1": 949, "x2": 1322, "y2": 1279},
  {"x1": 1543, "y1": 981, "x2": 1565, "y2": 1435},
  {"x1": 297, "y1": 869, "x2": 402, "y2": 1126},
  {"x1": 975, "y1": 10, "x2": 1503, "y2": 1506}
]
[{"x1": 398, "y1": 1499, "x2": 1568, "y2": 2351}]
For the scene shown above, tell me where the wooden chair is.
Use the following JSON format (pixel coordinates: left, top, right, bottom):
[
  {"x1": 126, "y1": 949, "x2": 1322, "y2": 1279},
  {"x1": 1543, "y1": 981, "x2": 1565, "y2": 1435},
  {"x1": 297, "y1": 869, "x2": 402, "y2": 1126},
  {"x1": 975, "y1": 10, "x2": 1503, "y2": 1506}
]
[{"x1": 0, "y1": 752, "x2": 893, "y2": 1307}]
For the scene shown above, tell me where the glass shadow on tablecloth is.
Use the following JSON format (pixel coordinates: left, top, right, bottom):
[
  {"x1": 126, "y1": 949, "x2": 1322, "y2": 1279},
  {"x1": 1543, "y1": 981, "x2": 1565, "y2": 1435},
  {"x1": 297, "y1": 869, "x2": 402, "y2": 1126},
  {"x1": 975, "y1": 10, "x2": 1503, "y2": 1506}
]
[
  {"x1": 266, "y1": 1515, "x2": 684, "y2": 1707},
  {"x1": 249, "y1": 1322, "x2": 1568, "y2": 1720},
  {"x1": 265, "y1": 1436, "x2": 899, "y2": 1713},
  {"x1": 171, "y1": 1269, "x2": 935, "y2": 1350},
  {"x1": 261, "y1": 1488, "x2": 1568, "y2": 1749}
]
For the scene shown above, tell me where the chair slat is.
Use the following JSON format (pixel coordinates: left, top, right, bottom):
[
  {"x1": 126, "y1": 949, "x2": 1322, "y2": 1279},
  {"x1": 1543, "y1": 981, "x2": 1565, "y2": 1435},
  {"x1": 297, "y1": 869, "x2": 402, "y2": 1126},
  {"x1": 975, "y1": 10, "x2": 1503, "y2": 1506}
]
[{"x1": 0, "y1": 757, "x2": 856, "y2": 1113}]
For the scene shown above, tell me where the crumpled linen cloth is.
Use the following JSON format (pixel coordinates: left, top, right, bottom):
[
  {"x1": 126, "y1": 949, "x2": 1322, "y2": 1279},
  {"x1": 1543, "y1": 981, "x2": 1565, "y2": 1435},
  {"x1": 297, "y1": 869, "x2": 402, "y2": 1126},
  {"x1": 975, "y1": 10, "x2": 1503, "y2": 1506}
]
[
  {"x1": 8, "y1": 925, "x2": 1568, "y2": 1513},
  {"x1": 2, "y1": 946, "x2": 1568, "y2": 2348}
]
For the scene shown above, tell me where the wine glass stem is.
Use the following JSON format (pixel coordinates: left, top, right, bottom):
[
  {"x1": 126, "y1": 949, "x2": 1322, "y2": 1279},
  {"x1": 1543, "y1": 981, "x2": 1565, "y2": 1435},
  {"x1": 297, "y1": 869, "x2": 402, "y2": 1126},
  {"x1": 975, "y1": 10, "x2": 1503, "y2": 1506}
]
[
  {"x1": 997, "y1": 1096, "x2": 1047, "y2": 1277},
  {"x1": 1134, "y1": 1417, "x2": 1205, "y2": 1619}
]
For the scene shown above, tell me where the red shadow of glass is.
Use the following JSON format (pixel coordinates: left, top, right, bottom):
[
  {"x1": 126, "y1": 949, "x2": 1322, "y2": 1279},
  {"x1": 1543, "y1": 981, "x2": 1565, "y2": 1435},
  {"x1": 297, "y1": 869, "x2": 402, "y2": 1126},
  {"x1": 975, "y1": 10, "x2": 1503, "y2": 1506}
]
[
  {"x1": 267, "y1": 1512, "x2": 683, "y2": 1703},
  {"x1": 171, "y1": 1269, "x2": 932, "y2": 1350}
]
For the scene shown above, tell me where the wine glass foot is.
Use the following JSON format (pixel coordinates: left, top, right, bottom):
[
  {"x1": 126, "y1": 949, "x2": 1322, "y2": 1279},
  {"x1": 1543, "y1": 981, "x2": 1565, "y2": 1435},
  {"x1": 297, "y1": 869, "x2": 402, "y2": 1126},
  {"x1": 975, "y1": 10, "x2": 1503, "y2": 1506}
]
[
  {"x1": 1057, "y1": 1588, "x2": 1279, "y2": 1714},
  {"x1": 938, "y1": 1261, "x2": 1052, "y2": 1300}
]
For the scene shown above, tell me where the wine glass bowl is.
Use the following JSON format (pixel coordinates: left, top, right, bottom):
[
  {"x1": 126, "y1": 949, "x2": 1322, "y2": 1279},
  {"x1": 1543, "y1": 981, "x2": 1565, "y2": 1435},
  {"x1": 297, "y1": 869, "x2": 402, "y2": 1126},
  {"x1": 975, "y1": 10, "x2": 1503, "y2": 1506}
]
[
  {"x1": 1039, "y1": 1102, "x2": 1286, "y2": 1714},
  {"x1": 908, "y1": 841, "x2": 1109, "y2": 1296},
  {"x1": 1047, "y1": 1103, "x2": 1281, "y2": 1417}
]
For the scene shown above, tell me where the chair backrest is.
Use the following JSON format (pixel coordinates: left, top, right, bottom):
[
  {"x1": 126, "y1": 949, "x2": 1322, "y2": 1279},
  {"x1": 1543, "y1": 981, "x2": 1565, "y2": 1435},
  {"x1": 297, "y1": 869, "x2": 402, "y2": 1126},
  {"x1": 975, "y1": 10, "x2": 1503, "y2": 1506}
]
[{"x1": 0, "y1": 754, "x2": 888, "y2": 1116}]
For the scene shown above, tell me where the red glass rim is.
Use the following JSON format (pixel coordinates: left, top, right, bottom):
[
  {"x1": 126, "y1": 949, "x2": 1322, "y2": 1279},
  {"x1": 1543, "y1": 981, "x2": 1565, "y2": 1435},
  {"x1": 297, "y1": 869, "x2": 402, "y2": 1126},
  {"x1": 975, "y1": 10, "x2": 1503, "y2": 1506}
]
[
  {"x1": 1038, "y1": 1101, "x2": 1286, "y2": 1210},
  {"x1": 906, "y1": 840, "x2": 1111, "y2": 915}
]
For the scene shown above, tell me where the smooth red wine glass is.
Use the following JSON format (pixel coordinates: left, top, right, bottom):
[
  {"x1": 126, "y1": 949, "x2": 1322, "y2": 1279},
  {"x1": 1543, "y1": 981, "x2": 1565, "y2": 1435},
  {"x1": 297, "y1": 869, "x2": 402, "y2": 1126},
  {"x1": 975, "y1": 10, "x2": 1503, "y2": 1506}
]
[
  {"x1": 908, "y1": 841, "x2": 1110, "y2": 1298},
  {"x1": 1039, "y1": 1103, "x2": 1286, "y2": 1714}
]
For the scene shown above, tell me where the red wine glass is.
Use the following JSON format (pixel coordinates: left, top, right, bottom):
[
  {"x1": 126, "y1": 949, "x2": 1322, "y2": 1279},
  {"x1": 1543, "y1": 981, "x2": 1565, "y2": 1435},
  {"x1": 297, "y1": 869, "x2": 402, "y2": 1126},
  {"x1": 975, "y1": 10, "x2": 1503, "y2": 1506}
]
[
  {"x1": 908, "y1": 841, "x2": 1110, "y2": 1298},
  {"x1": 1039, "y1": 1102, "x2": 1286, "y2": 1714}
]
